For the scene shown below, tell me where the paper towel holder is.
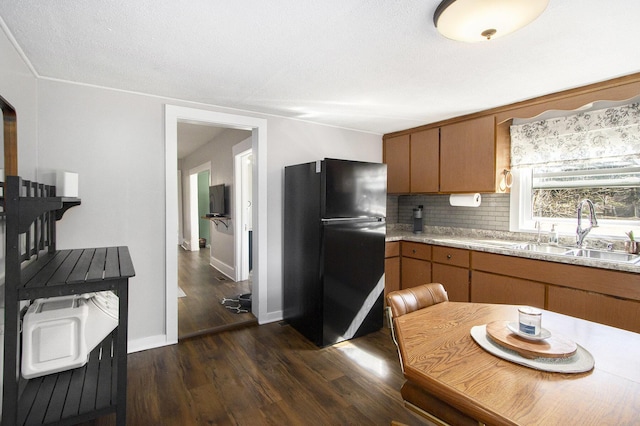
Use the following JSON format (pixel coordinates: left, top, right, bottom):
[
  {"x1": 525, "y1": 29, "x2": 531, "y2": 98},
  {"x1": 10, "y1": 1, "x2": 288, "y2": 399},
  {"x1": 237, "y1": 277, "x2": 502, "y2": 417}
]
[{"x1": 449, "y1": 193, "x2": 482, "y2": 207}]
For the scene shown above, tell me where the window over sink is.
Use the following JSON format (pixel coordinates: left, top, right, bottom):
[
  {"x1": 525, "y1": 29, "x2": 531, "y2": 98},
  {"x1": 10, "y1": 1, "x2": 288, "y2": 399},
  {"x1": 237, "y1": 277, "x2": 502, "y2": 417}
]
[
  {"x1": 511, "y1": 166, "x2": 640, "y2": 240},
  {"x1": 509, "y1": 99, "x2": 640, "y2": 241}
]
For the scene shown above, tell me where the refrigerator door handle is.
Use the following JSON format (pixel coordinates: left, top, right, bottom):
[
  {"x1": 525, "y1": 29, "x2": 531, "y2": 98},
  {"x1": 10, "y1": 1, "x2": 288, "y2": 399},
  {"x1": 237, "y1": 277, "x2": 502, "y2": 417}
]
[{"x1": 321, "y1": 217, "x2": 384, "y2": 224}]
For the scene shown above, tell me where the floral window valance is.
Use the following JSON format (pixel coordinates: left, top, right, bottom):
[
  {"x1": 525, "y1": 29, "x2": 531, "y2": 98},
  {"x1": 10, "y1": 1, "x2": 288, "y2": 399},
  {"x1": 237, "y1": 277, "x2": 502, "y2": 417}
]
[{"x1": 510, "y1": 102, "x2": 640, "y2": 167}]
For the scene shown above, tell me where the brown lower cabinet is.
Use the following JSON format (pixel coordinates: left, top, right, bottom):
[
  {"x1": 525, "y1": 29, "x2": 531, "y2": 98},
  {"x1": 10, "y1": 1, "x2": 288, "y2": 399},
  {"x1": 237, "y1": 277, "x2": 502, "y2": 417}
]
[
  {"x1": 547, "y1": 286, "x2": 640, "y2": 333},
  {"x1": 391, "y1": 240, "x2": 640, "y2": 333},
  {"x1": 470, "y1": 270, "x2": 545, "y2": 308},
  {"x1": 397, "y1": 242, "x2": 471, "y2": 302},
  {"x1": 432, "y1": 263, "x2": 469, "y2": 302},
  {"x1": 384, "y1": 242, "x2": 400, "y2": 301},
  {"x1": 400, "y1": 241, "x2": 432, "y2": 289},
  {"x1": 471, "y1": 251, "x2": 640, "y2": 333},
  {"x1": 431, "y1": 246, "x2": 470, "y2": 302}
]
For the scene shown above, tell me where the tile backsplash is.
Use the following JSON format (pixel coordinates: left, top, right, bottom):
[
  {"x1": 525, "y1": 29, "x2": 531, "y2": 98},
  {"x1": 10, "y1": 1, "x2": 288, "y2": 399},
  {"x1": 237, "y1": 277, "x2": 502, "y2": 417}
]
[{"x1": 388, "y1": 193, "x2": 510, "y2": 231}]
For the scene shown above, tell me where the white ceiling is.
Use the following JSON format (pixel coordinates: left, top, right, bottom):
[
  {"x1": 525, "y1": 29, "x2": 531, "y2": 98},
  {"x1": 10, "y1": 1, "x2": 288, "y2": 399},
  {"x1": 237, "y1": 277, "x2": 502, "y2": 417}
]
[{"x1": 1, "y1": 1, "x2": 639, "y2": 135}]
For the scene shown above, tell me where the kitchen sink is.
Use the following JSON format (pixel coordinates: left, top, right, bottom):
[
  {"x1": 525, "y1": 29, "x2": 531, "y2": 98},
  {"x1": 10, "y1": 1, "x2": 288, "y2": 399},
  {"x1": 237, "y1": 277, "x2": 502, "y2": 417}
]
[
  {"x1": 564, "y1": 248, "x2": 640, "y2": 263},
  {"x1": 512, "y1": 243, "x2": 573, "y2": 254}
]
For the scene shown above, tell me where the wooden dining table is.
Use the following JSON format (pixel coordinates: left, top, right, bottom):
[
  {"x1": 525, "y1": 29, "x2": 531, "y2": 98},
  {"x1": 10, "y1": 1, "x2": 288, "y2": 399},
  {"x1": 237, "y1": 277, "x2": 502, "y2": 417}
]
[{"x1": 393, "y1": 301, "x2": 640, "y2": 426}]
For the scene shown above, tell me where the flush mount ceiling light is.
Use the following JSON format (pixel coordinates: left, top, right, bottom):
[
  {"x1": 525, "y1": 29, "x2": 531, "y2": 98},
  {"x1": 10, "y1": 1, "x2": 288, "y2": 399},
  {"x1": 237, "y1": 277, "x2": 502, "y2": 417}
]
[{"x1": 434, "y1": 0, "x2": 549, "y2": 43}]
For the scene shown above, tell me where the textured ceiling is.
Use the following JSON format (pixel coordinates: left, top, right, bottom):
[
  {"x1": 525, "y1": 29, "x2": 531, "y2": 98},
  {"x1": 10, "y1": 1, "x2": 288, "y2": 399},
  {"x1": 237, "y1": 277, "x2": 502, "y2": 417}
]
[{"x1": 1, "y1": 1, "x2": 640, "y2": 135}]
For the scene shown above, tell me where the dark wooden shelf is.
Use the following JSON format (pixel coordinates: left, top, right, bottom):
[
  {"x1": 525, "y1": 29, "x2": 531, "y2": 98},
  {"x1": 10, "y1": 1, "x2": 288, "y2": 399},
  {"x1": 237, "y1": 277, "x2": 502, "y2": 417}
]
[
  {"x1": 18, "y1": 333, "x2": 118, "y2": 426},
  {"x1": 3, "y1": 175, "x2": 134, "y2": 426},
  {"x1": 19, "y1": 246, "x2": 135, "y2": 300},
  {"x1": 15, "y1": 196, "x2": 81, "y2": 232}
]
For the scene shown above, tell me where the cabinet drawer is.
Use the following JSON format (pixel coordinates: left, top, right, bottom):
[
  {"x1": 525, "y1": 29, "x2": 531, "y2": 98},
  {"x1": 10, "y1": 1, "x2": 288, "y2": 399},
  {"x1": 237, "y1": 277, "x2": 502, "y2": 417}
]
[
  {"x1": 432, "y1": 246, "x2": 469, "y2": 268},
  {"x1": 401, "y1": 241, "x2": 431, "y2": 260},
  {"x1": 385, "y1": 241, "x2": 400, "y2": 258}
]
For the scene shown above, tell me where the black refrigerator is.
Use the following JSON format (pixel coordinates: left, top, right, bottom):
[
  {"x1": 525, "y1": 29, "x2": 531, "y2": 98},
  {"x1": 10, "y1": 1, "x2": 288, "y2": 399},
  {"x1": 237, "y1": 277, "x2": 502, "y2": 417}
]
[{"x1": 283, "y1": 158, "x2": 387, "y2": 346}]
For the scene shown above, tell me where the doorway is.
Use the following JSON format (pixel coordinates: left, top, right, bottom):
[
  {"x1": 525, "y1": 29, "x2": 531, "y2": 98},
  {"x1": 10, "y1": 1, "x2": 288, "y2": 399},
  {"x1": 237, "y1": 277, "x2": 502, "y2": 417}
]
[
  {"x1": 165, "y1": 106, "x2": 268, "y2": 346},
  {"x1": 178, "y1": 135, "x2": 255, "y2": 338}
]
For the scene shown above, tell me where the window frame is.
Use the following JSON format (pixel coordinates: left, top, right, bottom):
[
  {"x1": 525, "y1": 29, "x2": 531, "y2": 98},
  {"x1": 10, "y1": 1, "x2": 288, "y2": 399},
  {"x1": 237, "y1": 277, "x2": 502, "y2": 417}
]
[{"x1": 509, "y1": 168, "x2": 640, "y2": 241}]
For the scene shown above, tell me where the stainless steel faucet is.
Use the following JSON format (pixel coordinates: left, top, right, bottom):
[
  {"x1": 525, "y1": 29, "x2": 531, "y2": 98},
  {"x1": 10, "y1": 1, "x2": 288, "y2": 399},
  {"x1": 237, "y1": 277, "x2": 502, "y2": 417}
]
[{"x1": 576, "y1": 199, "x2": 598, "y2": 247}]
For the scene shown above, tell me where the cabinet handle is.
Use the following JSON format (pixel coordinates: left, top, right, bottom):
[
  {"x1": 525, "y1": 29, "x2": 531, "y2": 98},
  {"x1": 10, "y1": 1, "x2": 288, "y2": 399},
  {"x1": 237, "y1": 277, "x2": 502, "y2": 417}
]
[
  {"x1": 413, "y1": 249, "x2": 416, "y2": 254},
  {"x1": 447, "y1": 254, "x2": 452, "y2": 259}
]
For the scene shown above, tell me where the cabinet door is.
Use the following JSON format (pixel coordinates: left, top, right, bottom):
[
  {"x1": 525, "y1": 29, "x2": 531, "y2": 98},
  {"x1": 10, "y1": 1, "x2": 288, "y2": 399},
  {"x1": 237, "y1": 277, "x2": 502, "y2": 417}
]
[
  {"x1": 432, "y1": 263, "x2": 469, "y2": 302},
  {"x1": 385, "y1": 241, "x2": 400, "y2": 258},
  {"x1": 384, "y1": 257, "x2": 400, "y2": 300},
  {"x1": 410, "y1": 128, "x2": 439, "y2": 193},
  {"x1": 440, "y1": 115, "x2": 496, "y2": 192},
  {"x1": 401, "y1": 257, "x2": 431, "y2": 289},
  {"x1": 548, "y1": 286, "x2": 640, "y2": 334},
  {"x1": 384, "y1": 134, "x2": 410, "y2": 193},
  {"x1": 471, "y1": 270, "x2": 545, "y2": 308}
]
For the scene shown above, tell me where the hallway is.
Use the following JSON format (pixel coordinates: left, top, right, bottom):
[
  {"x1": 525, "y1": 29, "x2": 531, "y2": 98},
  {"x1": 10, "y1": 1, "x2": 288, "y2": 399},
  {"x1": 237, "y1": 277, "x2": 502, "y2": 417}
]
[{"x1": 178, "y1": 247, "x2": 256, "y2": 339}]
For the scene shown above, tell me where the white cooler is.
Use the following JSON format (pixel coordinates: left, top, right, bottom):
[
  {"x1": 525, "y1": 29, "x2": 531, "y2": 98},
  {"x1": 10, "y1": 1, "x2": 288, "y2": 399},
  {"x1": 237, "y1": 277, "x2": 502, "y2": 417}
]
[{"x1": 21, "y1": 291, "x2": 118, "y2": 379}]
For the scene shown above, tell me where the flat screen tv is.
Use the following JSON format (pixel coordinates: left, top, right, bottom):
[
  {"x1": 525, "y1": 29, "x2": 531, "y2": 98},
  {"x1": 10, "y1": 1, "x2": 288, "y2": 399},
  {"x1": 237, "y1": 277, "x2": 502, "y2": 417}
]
[{"x1": 209, "y1": 184, "x2": 227, "y2": 217}]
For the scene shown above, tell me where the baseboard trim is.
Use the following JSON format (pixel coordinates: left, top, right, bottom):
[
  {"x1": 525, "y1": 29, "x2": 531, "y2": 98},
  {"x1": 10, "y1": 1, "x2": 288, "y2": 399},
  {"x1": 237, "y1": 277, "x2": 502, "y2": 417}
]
[
  {"x1": 210, "y1": 257, "x2": 235, "y2": 281},
  {"x1": 260, "y1": 309, "x2": 283, "y2": 325},
  {"x1": 128, "y1": 334, "x2": 176, "y2": 353}
]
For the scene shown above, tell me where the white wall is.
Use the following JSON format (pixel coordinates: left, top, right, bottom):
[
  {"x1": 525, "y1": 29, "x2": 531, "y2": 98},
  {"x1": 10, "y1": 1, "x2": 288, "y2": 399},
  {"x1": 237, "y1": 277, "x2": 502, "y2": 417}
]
[
  {"x1": 0, "y1": 23, "x2": 39, "y2": 303},
  {"x1": 1, "y1": 26, "x2": 383, "y2": 350},
  {"x1": 264, "y1": 117, "x2": 382, "y2": 315},
  {"x1": 0, "y1": 22, "x2": 38, "y2": 180},
  {"x1": 36, "y1": 81, "x2": 167, "y2": 344}
]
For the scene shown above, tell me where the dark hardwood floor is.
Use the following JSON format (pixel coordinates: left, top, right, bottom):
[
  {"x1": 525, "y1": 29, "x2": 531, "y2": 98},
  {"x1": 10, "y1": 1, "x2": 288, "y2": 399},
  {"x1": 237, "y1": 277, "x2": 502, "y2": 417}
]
[
  {"x1": 82, "y1": 322, "x2": 430, "y2": 425},
  {"x1": 78, "y1": 248, "x2": 431, "y2": 425},
  {"x1": 178, "y1": 247, "x2": 256, "y2": 339}
]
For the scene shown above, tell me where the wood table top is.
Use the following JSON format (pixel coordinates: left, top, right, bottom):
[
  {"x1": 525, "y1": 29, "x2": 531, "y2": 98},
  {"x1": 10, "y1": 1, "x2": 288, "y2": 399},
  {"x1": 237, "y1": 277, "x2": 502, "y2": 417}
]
[{"x1": 394, "y1": 302, "x2": 640, "y2": 426}]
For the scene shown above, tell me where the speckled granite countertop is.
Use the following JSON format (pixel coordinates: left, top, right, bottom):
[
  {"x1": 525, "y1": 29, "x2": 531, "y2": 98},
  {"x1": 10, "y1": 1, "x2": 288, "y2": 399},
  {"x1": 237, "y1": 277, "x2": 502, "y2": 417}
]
[{"x1": 386, "y1": 227, "x2": 640, "y2": 274}]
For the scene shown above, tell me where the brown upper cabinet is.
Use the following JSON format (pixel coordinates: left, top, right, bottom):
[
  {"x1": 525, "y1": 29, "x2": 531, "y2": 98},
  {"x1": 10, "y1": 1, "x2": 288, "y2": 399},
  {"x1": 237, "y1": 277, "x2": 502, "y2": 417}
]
[
  {"x1": 384, "y1": 134, "x2": 410, "y2": 193},
  {"x1": 410, "y1": 128, "x2": 439, "y2": 193},
  {"x1": 383, "y1": 128, "x2": 439, "y2": 194},
  {"x1": 440, "y1": 115, "x2": 501, "y2": 193},
  {"x1": 383, "y1": 115, "x2": 507, "y2": 194},
  {"x1": 383, "y1": 71, "x2": 640, "y2": 195}
]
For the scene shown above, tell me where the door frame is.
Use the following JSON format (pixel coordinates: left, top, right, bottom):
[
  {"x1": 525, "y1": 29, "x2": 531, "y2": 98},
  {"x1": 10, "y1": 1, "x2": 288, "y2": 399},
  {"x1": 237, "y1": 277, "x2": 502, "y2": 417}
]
[
  {"x1": 233, "y1": 138, "x2": 252, "y2": 281},
  {"x1": 165, "y1": 105, "x2": 268, "y2": 345}
]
